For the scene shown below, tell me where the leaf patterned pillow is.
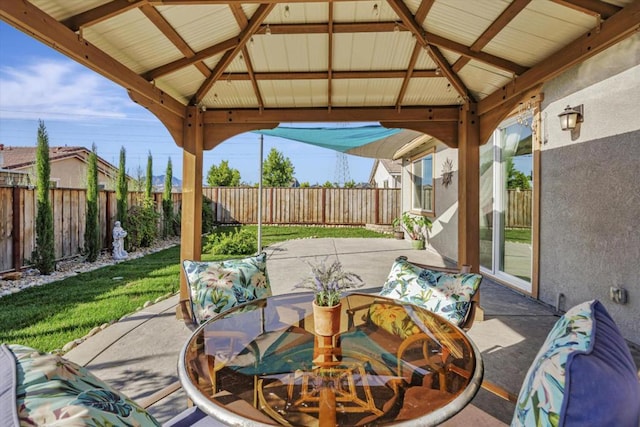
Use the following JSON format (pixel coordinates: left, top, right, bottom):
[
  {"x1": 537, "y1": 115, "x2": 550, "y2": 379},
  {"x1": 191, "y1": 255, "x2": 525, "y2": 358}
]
[
  {"x1": 9, "y1": 344, "x2": 160, "y2": 427},
  {"x1": 512, "y1": 300, "x2": 640, "y2": 427},
  {"x1": 183, "y1": 252, "x2": 271, "y2": 325},
  {"x1": 379, "y1": 258, "x2": 482, "y2": 326}
]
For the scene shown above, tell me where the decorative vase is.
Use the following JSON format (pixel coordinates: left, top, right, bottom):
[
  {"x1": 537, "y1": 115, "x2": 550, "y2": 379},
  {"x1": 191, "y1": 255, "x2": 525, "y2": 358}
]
[{"x1": 313, "y1": 301, "x2": 342, "y2": 336}]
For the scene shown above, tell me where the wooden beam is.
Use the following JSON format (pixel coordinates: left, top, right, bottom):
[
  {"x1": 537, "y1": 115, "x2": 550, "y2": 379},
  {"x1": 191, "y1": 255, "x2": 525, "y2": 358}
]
[
  {"x1": 223, "y1": 69, "x2": 439, "y2": 80},
  {"x1": 551, "y1": 0, "x2": 621, "y2": 19},
  {"x1": 414, "y1": 0, "x2": 436, "y2": 24},
  {"x1": 328, "y1": 3, "x2": 334, "y2": 109},
  {"x1": 478, "y1": 1, "x2": 640, "y2": 115},
  {"x1": 203, "y1": 106, "x2": 460, "y2": 124},
  {"x1": 192, "y1": 3, "x2": 275, "y2": 105},
  {"x1": 242, "y1": 47, "x2": 264, "y2": 109},
  {"x1": 453, "y1": 0, "x2": 531, "y2": 73},
  {"x1": 457, "y1": 102, "x2": 480, "y2": 272},
  {"x1": 139, "y1": 4, "x2": 211, "y2": 78},
  {"x1": 62, "y1": 0, "x2": 145, "y2": 31},
  {"x1": 179, "y1": 106, "x2": 204, "y2": 318},
  {"x1": 203, "y1": 123, "x2": 277, "y2": 150},
  {"x1": 0, "y1": 0, "x2": 185, "y2": 120},
  {"x1": 395, "y1": 42, "x2": 422, "y2": 108},
  {"x1": 381, "y1": 121, "x2": 458, "y2": 148}
]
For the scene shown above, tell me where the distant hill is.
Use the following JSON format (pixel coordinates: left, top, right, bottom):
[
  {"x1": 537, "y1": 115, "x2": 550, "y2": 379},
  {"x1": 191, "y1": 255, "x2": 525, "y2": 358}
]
[{"x1": 152, "y1": 175, "x2": 182, "y2": 188}]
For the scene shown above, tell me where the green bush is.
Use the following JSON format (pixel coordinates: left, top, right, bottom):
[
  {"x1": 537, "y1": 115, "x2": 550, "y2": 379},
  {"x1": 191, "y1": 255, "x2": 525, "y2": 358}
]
[
  {"x1": 31, "y1": 121, "x2": 55, "y2": 275},
  {"x1": 125, "y1": 200, "x2": 160, "y2": 250},
  {"x1": 203, "y1": 228, "x2": 257, "y2": 255},
  {"x1": 202, "y1": 196, "x2": 216, "y2": 233}
]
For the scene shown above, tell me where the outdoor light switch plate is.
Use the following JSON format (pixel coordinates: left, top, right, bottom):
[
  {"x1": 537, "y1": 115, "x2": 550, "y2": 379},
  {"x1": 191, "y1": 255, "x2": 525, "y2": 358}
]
[{"x1": 609, "y1": 287, "x2": 628, "y2": 304}]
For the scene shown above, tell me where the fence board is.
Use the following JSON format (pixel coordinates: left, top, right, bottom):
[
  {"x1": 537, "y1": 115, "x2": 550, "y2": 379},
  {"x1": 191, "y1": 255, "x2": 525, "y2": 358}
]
[{"x1": 0, "y1": 188, "x2": 11, "y2": 271}]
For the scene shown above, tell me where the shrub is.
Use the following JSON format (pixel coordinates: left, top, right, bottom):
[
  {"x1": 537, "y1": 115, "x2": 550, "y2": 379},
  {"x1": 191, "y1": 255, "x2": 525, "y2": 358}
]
[
  {"x1": 202, "y1": 195, "x2": 216, "y2": 234},
  {"x1": 84, "y1": 144, "x2": 100, "y2": 262},
  {"x1": 203, "y1": 228, "x2": 257, "y2": 255},
  {"x1": 125, "y1": 200, "x2": 160, "y2": 250}
]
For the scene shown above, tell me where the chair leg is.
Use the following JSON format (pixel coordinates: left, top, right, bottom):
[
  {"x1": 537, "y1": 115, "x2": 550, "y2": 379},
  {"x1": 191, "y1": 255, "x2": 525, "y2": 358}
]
[{"x1": 480, "y1": 380, "x2": 518, "y2": 403}]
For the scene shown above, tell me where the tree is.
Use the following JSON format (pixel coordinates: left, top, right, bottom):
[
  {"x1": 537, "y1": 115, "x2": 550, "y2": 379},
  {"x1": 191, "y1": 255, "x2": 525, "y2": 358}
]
[
  {"x1": 162, "y1": 158, "x2": 174, "y2": 238},
  {"x1": 84, "y1": 143, "x2": 100, "y2": 262},
  {"x1": 145, "y1": 151, "x2": 153, "y2": 200},
  {"x1": 31, "y1": 121, "x2": 55, "y2": 274},
  {"x1": 206, "y1": 160, "x2": 240, "y2": 186},
  {"x1": 506, "y1": 158, "x2": 531, "y2": 190},
  {"x1": 116, "y1": 147, "x2": 128, "y2": 225},
  {"x1": 322, "y1": 181, "x2": 333, "y2": 188},
  {"x1": 262, "y1": 148, "x2": 294, "y2": 187}
]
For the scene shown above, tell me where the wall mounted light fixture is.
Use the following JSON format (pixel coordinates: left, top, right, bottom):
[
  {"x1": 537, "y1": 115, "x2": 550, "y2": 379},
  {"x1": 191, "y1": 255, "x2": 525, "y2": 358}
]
[{"x1": 558, "y1": 104, "x2": 584, "y2": 131}]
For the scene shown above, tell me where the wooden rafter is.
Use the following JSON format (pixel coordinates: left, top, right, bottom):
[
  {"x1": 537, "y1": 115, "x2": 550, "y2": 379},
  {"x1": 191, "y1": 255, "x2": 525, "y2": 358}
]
[
  {"x1": 452, "y1": 0, "x2": 531, "y2": 73},
  {"x1": 0, "y1": 0, "x2": 185, "y2": 119},
  {"x1": 62, "y1": 0, "x2": 145, "y2": 31},
  {"x1": 478, "y1": 1, "x2": 640, "y2": 115},
  {"x1": 551, "y1": 0, "x2": 621, "y2": 19},
  {"x1": 328, "y1": 2, "x2": 334, "y2": 109},
  {"x1": 242, "y1": 46, "x2": 264, "y2": 109},
  {"x1": 139, "y1": 5, "x2": 211, "y2": 78},
  {"x1": 414, "y1": 0, "x2": 436, "y2": 24},
  {"x1": 395, "y1": 42, "x2": 422, "y2": 109},
  {"x1": 221, "y1": 70, "x2": 440, "y2": 80},
  {"x1": 261, "y1": 22, "x2": 526, "y2": 75},
  {"x1": 192, "y1": 3, "x2": 275, "y2": 104},
  {"x1": 385, "y1": 0, "x2": 469, "y2": 99}
]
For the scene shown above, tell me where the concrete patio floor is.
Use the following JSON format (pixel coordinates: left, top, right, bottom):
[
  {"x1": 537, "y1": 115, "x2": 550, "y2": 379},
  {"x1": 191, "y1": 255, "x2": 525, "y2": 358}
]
[{"x1": 64, "y1": 237, "x2": 640, "y2": 425}]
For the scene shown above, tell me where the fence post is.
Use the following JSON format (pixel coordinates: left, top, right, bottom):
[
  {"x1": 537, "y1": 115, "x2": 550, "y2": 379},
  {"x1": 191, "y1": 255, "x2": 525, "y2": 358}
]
[
  {"x1": 12, "y1": 187, "x2": 23, "y2": 271},
  {"x1": 375, "y1": 189, "x2": 380, "y2": 225}
]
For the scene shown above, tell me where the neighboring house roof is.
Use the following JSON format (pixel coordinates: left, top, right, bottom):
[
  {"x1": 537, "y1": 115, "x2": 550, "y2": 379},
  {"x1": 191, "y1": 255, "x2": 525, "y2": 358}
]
[
  {"x1": 0, "y1": 145, "x2": 127, "y2": 181},
  {"x1": 368, "y1": 159, "x2": 402, "y2": 184}
]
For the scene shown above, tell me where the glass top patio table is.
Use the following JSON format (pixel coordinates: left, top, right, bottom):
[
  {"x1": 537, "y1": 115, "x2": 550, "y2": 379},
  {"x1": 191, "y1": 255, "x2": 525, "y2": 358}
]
[{"x1": 178, "y1": 292, "x2": 483, "y2": 426}]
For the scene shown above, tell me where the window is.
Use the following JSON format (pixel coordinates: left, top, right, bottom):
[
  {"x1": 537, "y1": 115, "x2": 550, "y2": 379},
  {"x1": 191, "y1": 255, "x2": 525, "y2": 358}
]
[{"x1": 411, "y1": 151, "x2": 434, "y2": 213}]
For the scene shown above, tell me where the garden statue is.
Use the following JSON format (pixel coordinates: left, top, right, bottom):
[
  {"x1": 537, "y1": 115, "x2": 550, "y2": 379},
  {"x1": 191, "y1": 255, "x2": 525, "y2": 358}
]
[{"x1": 112, "y1": 221, "x2": 128, "y2": 260}]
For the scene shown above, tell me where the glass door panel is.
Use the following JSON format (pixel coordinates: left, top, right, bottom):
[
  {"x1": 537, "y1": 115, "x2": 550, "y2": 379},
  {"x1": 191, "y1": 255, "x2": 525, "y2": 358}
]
[{"x1": 479, "y1": 142, "x2": 494, "y2": 271}]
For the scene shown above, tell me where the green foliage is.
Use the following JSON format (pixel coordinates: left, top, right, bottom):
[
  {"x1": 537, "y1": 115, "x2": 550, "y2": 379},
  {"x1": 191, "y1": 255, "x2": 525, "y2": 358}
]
[
  {"x1": 344, "y1": 180, "x2": 356, "y2": 188},
  {"x1": 116, "y1": 147, "x2": 128, "y2": 225},
  {"x1": 202, "y1": 196, "x2": 216, "y2": 233},
  {"x1": 31, "y1": 121, "x2": 55, "y2": 275},
  {"x1": 262, "y1": 148, "x2": 295, "y2": 187},
  {"x1": 125, "y1": 199, "x2": 160, "y2": 250},
  {"x1": 392, "y1": 211, "x2": 432, "y2": 241},
  {"x1": 206, "y1": 160, "x2": 241, "y2": 186},
  {"x1": 203, "y1": 228, "x2": 257, "y2": 255},
  {"x1": 145, "y1": 151, "x2": 153, "y2": 200},
  {"x1": 84, "y1": 144, "x2": 100, "y2": 262},
  {"x1": 506, "y1": 157, "x2": 531, "y2": 190},
  {"x1": 300, "y1": 182, "x2": 310, "y2": 188},
  {"x1": 162, "y1": 158, "x2": 174, "y2": 238},
  {"x1": 322, "y1": 181, "x2": 333, "y2": 188}
]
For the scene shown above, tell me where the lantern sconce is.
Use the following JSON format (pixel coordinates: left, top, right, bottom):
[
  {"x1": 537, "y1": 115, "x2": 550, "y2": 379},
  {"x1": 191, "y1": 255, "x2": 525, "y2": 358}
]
[{"x1": 558, "y1": 104, "x2": 584, "y2": 131}]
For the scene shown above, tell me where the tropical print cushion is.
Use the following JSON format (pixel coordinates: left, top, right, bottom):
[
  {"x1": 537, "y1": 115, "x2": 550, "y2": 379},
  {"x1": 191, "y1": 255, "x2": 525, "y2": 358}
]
[
  {"x1": 183, "y1": 252, "x2": 271, "y2": 324},
  {"x1": 9, "y1": 344, "x2": 160, "y2": 426},
  {"x1": 512, "y1": 300, "x2": 640, "y2": 427},
  {"x1": 367, "y1": 302, "x2": 422, "y2": 340},
  {"x1": 379, "y1": 258, "x2": 482, "y2": 326}
]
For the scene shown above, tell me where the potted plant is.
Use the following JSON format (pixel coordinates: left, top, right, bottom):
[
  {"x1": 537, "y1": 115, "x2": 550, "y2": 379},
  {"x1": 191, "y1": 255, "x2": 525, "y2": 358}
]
[
  {"x1": 294, "y1": 257, "x2": 363, "y2": 336},
  {"x1": 393, "y1": 211, "x2": 433, "y2": 250}
]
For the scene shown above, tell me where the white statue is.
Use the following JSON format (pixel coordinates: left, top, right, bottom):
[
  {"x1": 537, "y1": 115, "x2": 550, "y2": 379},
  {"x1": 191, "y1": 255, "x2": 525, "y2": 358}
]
[{"x1": 112, "y1": 221, "x2": 128, "y2": 260}]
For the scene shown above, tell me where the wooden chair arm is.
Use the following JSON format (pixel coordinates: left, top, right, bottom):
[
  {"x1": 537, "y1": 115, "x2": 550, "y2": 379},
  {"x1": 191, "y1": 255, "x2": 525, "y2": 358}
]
[
  {"x1": 481, "y1": 380, "x2": 519, "y2": 403},
  {"x1": 138, "y1": 380, "x2": 182, "y2": 409}
]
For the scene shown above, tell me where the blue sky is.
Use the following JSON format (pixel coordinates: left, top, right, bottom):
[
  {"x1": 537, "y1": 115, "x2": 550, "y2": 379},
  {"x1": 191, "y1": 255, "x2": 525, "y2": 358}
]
[{"x1": 0, "y1": 21, "x2": 375, "y2": 185}]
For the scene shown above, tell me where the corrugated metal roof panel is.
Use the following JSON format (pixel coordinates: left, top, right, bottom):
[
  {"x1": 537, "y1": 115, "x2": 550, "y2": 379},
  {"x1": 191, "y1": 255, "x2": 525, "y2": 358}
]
[
  {"x1": 156, "y1": 66, "x2": 205, "y2": 105},
  {"x1": 251, "y1": 34, "x2": 327, "y2": 73},
  {"x1": 403, "y1": 78, "x2": 461, "y2": 106},
  {"x1": 458, "y1": 60, "x2": 513, "y2": 100},
  {"x1": 85, "y1": 9, "x2": 181, "y2": 74},
  {"x1": 334, "y1": 1, "x2": 400, "y2": 23},
  {"x1": 156, "y1": 5, "x2": 239, "y2": 53},
  {"x1": 260, "y1": 80, "x2": 327, "y2": 108},
  {"x1": 332, "y1": 79, "x2": 402, "y2": 107},
  {"x1": 334, "y1": 32, "x2": 414, "y2": 72},
  {"x1": 32, "y1": 0, "x2": 105, "y2": 20},
  {"x1": 205, "y1": 80, "x2": 258, "y2": 108},
  {"x1": 264, "y1": 3, "x2": 328, "y2": 24}
]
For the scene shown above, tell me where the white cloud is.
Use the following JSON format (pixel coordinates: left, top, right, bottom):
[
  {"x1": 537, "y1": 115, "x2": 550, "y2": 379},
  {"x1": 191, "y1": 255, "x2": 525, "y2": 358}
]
[{"x1": 0, "y1": 59, "x2": 136, "y2": 121}]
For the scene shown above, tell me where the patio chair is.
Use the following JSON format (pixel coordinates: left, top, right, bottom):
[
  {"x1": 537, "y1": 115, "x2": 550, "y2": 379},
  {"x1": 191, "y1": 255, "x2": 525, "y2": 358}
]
[{"x1": 445, "y1": 299, "x2": 640, "y2": 426}]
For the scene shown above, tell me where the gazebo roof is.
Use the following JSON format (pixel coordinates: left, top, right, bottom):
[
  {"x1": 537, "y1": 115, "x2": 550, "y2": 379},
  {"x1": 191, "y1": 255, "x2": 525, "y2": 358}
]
[{"x1": 2, "y1": 1, "x2": 638, "y2": 142}]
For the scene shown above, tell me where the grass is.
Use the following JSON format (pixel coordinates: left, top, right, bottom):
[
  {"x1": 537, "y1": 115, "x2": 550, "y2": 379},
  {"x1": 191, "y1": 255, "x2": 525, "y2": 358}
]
[{"x1": 0, "y1": 225, "x2": 389, "y2": 352}]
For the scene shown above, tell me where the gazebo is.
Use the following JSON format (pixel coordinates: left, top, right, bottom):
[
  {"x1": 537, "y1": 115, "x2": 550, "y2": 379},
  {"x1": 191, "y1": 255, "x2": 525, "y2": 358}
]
[{"x1": 2, "y1": 0, "x2": 638, "y2": 321}]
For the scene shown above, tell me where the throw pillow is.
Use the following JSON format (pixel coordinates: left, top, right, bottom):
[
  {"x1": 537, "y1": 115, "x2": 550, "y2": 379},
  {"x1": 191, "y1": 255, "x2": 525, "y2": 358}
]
[
  {"x1": 9, "y1": 344, "x2": 160, "y2": 426},
  {"x1": 183, "y1": 252, "x2": 271, "y2": 324},
  {"x1": 379, "y1": 258, "x2": 482, "y2": 326},
  {"x1": 512, "y1": 299, "x2": 640, "y2": 427}
]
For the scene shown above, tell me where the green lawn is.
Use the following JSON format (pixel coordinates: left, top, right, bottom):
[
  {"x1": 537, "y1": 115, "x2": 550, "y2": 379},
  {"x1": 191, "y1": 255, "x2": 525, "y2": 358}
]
[{"x1": 0, "y1": 226, "x2": 388, "y2": 352}]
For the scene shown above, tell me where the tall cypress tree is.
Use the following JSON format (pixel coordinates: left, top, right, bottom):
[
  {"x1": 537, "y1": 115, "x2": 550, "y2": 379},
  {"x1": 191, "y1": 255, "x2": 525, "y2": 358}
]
[
  {"x1": 162, "y1": 158, "x2": 174, "y2": 238},
  {"x1": 116, "y1": 146, "x2": 128, "y2": 225},
  {"x1": 84, "y1": 143, "x2": 100, "y2": 262},
  {"x1": 31, "y1": 121, "x2": 55, "y2": 274},
  {"x1": 145, "y1": 151, "x2": 153, "y2": 201}
]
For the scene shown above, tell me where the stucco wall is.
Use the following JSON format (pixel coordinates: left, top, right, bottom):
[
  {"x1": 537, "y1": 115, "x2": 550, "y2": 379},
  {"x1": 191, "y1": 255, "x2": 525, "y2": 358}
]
[{"x1": 539, "y1": 34, "x2": 640, "y2": 344}]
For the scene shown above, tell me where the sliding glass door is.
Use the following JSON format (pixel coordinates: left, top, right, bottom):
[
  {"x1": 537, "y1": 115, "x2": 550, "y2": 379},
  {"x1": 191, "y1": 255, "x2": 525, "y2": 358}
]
[{"x1": 480, "y1": 118, "x2": 533, "y2": 292}]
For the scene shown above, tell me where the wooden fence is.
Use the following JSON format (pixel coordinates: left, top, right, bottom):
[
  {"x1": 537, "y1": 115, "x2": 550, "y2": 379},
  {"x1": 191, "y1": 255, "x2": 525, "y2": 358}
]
[{"x1": 505, "y1": 189, "x2": 532, "y2": 229}]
